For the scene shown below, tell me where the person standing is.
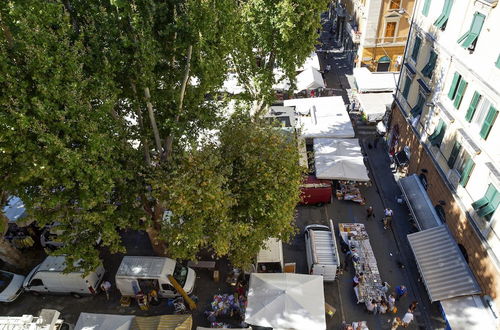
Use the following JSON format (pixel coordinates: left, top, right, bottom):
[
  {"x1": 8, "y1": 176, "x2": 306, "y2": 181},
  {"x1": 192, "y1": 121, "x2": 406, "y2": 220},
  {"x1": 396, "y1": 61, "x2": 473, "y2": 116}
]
[
  {"x1": 391, "y1": 317, "x2": 402, "y2": 330},
  {"x1": 388, "y1": 294, "x2": 396, "y2": 312},
  {"x1": 344, "y1": 250, "x2": 353, "y2": 272},
  {"x1": 401, "y1": 310, "x2": 414, "y2": 327},
  {"x1": 384, "y1": 208, "x2": 394, "y2": 230},
  {"x1": 395, "y1": 285, "x2": 408, "y2": 301},
  {"x1": 380, "y1": 281, "x2": 390, "y2": 295},
  {"x1": 409, "y1": 300, "x2": 418, "y2": 312},
  {"x1": 366, "y1": 206, "x2": 374, "y2": 220},
  {"x1": 100, "y1": 281, "x2": 111, "y2": 300}
]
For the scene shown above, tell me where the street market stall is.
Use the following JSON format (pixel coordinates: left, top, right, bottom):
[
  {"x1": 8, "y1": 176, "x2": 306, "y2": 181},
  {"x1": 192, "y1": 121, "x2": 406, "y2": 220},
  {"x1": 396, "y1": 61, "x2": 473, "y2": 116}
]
[
  {"x1": 297, "y1": 52, "x2": 321, "y2": 72},
  {"x1": 295, "y1": 67, "x2": 325, "y2": 92},
  {"x1": 245, "y1": 273, "x2": 326, "y2": 330},
  {"x1": 284, "y1": 96, "x2": 355, "y2": 139},
  {"x1": 356, "y1": 92, "x2": 393, "y2": 123},
  {"x1": 74, "y1": 313, "x2": 192, "y2": 330},
  {"x1": 353, "y1": 68, "x2": 399, "y2": 93},
  {"x1": 3, "y1": 196, "x2": 37, "y2": 249},
  {"x1": 339, "y1": 223, "x2": 385, "y2": 305}
]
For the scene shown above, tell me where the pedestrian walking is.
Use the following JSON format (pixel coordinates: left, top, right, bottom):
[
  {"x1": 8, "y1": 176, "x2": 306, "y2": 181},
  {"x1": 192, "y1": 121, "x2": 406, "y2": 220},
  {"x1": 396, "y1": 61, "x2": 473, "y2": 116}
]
[
  {"x1": 401, "y1": 310, "x2": 414, "y2": 327},
  {"x1": 384, "y1": 208, "x2": 394, "y2": 230},
  {"x1": 100, "y1": 280, "x2": 111, "y2": 300},
  {"x1": 380, "y1": 281, "x2": 390, "y2": 295},
  {"x1": 366, "y1": 206, "x2": 375, "y2": 220},
  {"x1": 395, "y1": 285, "x2": 408, "y2": 301},
  {"x1": 388, "y1": 294, "x2": 396, "y2": 312},
  {"x1": 391, "y1": 317, "x2": 402, "y2": 330},
  {"x1": 325, "y1": 64, "x2": 331, "y2": 74},
  {"x1": 409, "y1": 300, "x2": 418, "y2": 312}
]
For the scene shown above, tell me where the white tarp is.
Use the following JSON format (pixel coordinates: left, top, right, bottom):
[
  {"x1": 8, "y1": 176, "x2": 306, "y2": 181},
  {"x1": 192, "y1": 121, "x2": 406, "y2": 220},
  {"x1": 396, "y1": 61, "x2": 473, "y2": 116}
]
[
  {"x1": 75, "y1": 313, "x2": 134, "y2": 330},
  {"x1": 440, "y1": 295, "x2": 498, "y2": 330},
  {"x1": 353, "y1": 67, "x2": 399, "y2": 93},
  {"x1": 245, "y1": 273, "x2": 326, "y2": 330},
  {"x1": 295, "y1": 67, "x2": 325, "y2": 92},
  {"x1": 297, "y1": 52, "x2": 321, "y2": 71},
  {"x1": 284, "y1": 97, "x2": 354, "y2": 138},
  {"x1": 313, "y1": 138, "x2": 370, "y2": 182},
  {"x1": 357, "y1": 92, "x2": 394, "y2": 122}
]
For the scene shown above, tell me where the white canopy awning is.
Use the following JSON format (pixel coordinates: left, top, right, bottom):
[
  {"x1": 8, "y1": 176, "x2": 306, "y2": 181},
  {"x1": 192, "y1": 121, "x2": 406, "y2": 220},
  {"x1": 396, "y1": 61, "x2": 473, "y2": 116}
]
[
  {"x1": 245, "y1": 273, "x2": 326, "y2": 330},
  {"x1": 440, "y1": 295, "x2": 497, "y2": 330},
  {"x1": 353, "y1": 67, "x2": 399, "y2": 93},
  {"x1": 75, "y1": 313, "x2": 134, "y2": 330},
  {"x1": 356, "y1": 92, "x2": 394, "y2": 122},
  {"x1": 295, "y1": 67, "x2": 325, "y2": 92},
  {"x1": 313, "y1": 138, "x2": 370, "y2": 182},
  {"x1": 284, "y1": 97, "x2": 354, "y2": 138},
  {"x1": 297, "y1": 52, "x2": 321, "y2": 71}
]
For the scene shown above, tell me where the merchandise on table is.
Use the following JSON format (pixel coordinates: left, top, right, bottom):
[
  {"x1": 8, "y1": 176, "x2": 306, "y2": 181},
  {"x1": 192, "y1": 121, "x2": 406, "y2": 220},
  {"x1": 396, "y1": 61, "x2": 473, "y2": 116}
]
[
  {"x1": 336, "y1": 182, "x2": 365, "y2": 204},
  {"x1": 339, "y1": 223, "x2": 385, "y2": 304},
  {"x1": 205, "y1": 293, "x2": 247, "y2": 324}
]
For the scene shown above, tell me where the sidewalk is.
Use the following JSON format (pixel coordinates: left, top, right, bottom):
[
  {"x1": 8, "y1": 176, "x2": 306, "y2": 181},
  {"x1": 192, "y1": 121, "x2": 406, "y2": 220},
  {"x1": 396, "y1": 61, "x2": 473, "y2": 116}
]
[{"x1": 362, "y1": 139, "x2": 445, "y2": 329}]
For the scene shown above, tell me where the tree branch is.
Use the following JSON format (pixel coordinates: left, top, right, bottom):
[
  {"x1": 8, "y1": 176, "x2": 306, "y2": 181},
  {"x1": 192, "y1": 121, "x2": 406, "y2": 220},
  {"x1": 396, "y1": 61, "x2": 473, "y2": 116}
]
[
  {"x1": 130, "y1": 81, "x2": 152, "y2": 165},
  {"x1": 143, "y1": 87, "x2": 163, "y2": 159}
]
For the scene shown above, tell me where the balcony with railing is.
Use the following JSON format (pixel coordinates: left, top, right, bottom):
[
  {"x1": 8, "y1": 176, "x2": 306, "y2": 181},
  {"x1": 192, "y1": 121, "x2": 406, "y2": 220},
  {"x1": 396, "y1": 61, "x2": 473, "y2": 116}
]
[{"x1": 364, "y1": 36, "x2": 407, "y2": 47}]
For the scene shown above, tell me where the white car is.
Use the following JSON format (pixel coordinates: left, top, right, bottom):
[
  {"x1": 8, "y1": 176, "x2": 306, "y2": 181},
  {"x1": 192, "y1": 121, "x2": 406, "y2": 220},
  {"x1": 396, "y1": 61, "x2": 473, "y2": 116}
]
[{"x1": 0, "y1": 270, "x2": 25, "y2": 302}]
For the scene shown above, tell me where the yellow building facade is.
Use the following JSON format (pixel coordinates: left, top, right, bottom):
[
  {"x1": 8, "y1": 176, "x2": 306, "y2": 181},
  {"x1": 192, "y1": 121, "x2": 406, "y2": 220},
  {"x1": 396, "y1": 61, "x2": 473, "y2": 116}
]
[{"x1": 340, "y1": 0, "x2": 414, "y2": 71}]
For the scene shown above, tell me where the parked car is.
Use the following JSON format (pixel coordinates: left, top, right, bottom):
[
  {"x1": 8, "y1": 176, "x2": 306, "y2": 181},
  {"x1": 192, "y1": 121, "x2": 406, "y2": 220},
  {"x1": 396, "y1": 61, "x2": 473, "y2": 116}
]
[
  {"x1": 0, "y1": 270, "x2": 25, "y2": 303},
  {"x1": 304, "y1": 220, "x2": 340, "y2": 281},
  {"x1": 116, "y1": 256, "x2": 196, "y2": 298},
  {"x1": 23, "y1": 256, "x2": 104, "y2": 297}
]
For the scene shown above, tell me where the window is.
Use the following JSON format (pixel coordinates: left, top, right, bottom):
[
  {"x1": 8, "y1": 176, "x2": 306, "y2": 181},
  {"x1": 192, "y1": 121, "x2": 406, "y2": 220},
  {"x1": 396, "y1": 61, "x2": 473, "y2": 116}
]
[
  {"x1": 447, "y1": 72, "x2": 462, "y2": 100},
  {"x1": 447, "y1": 140, "x2": 461, "y2": 168},
  {"x1": 29, "y1": 279, "x2": 44, "y2": 287},
  {"x1": 434, "y1": 0, "x2": 453, "y2": 30},
  {"x1": 472, "y1": 184, "x2": 500, "y2": 221},
  {"x1": 419, "y1": 173, "x2": 428, "y2": 190},
  {"x1": 435, "y1": 205, "x2": 446, "y2": 223},
  {"x1": 389, "y1": 0, "x2": 401, "y2": 9},
  {"x1": 453, "y1": 78, "x2": 468, "y2": 109},
  {"x1": 402, "y1": 75, "x2": 412, "y2": 99},
  {"x1": 385, "y1": 22, "x2": 397, "y2": 38},
  {"x1": 457, "y1": 12, "x2": 486, "y2": 51},
  {"x1": 421, "y1": 51, "x2": 437, "y2": 78},
  {"x1": 411, "y1": 94, "x2": 426, "y2": 118},
  {"x1": 465, "y1": 92, "x2": 481, "y2": 122},
  {"x1": 458, "y1": 244, "x2": 469, "y2": 263},
  {"x1": 411, "y1": 36, "x2": 421, "y2": 62},
  {"x1": 479, "y1": 106, "x2": 498, "y2": 140},
  {"x1": 422, "y1": 0, "x2": 431, "y2": 16},
  {"x1": 161, "y1": 283, "x2": 176, "y2": 292},
  {"x1": 377, "y1": 56, "x2": 391, "y2": 72},
  {"x1": 428, "y1": 119, "x2": 446, "y2": 147},
  {"x1": 459, "y1": 157, "x2": 474, "y2": 187},
  {"x1": 472, "y1": 97, "x2": 492, "y2": 130}
]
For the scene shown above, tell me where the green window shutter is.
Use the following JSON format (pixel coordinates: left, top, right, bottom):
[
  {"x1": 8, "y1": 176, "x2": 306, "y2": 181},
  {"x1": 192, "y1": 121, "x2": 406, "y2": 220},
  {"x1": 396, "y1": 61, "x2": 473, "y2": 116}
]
[
  {"x1": 447, "y1": 141, "x2": 461, "y2": 168},
  {"x1": 411, "y1": 95, "x2": 425, "y2": 117},
  {"x1": 447, "y1": 72, "x2": 461, "y2": 100},
  {"x1": 422, "y1": 51, "x2": 437, "y2": 78},
  {"x1": 465, "y1": 92, "x2": 481, "y2": 122},
  {"x1": 422, "y1": 0, "x2": 431, "y2": 16},
  {"x1": 434, "y1": 0, "x2": 453, "y2": 29},
  {"x1": 472, "y1": 184, "x2": 497, "y2": 210},
  {"x1": 496, "y1": 54, "x2": 500, "y2": 69},
  {"x1": 458, "y1": 13, "x2": 486, "y2": 49},
  {"x1": 477, "y1": 191, "x2": 500, "y2": 218},
  {"x1": 402, "y1": 77, "x2": 412, "y2": 99},
  {"x1": 479, "y1": 106, "x2": 498, "y2": 140},
  {"x1": 459, "y1": 158, "x2": 474, "y2": 187},
  {"x1": 453, "y1": 79, "x2": 468, "y2": 108},
  {"x1": 429, "y1": 119, "x2": 446, "y2": 146},
  {"x1": 411, "y1": 37, "x2": 422, "y2": 61}
]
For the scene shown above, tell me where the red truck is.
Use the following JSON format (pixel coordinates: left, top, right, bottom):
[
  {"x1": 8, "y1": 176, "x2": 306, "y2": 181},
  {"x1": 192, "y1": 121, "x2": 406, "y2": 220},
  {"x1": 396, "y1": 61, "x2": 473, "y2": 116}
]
[{"x1": 299, "y1": 175, "x2": 332, "y2": 206}]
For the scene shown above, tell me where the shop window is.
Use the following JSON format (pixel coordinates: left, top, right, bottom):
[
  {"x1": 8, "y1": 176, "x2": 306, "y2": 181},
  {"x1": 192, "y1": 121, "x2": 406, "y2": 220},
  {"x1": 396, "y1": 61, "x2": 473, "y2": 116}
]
[
  {"x1": 458, "y1": 244, "x2": 469, "y2": 263},
  {"x1": 435, "y1": 204, "x2": 446, "y2": 223}
]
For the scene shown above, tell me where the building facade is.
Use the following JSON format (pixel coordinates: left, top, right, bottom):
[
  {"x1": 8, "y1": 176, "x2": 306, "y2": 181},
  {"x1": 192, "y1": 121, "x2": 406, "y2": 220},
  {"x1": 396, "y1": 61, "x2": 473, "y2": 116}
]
[
  {"x1": 340, "y1": 0, "x2": 415, "y2": 71},
  {"x1": 391, "y1": 0, "x2": 500, "y2": 313}
]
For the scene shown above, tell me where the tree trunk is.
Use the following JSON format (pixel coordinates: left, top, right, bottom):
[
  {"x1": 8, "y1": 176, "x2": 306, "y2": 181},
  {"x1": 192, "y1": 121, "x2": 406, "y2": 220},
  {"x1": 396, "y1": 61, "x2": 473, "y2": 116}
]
[
  {"x1": 143, "y1": 87, "x2": 163, "y2": 159},
  {"x1": 146, "y1": 202, "x2": 168, "y2": 256},
  {"x1": 131, "y1": 82, "x2": 152, "y2": 165},
  {"x1": 0, "y1": 238, "x2": 28, "y2": 270}
]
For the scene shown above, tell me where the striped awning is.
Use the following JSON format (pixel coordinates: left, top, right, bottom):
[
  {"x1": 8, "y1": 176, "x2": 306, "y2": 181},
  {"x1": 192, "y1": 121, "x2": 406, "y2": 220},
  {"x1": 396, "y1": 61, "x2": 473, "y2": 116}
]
[
  {"x1": 131, "y1": 315, "x2": 192, "y2": 330},
  {"x1": 407, "y1": 226, "x2": 481, "y2": 302}
]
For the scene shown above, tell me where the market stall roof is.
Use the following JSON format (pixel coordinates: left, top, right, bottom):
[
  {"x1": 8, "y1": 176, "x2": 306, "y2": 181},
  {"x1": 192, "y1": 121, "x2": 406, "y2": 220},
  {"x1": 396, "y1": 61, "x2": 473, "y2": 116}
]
[
  {"x1": 297, "y1": 52, "x2": 321, "y2": 71},
  {"x1": 245, "y1": 273, "x2": 326, "y2": 330},
  {"x1": 131, "y1": 315, "x2": 192, "y2": 330},
  {"x1": 295, "y1": 67, "x2": 325, "y2": 92},
  {"x1": 356, "y1": 92, "x2": 394, "y2": 122},
  {"x1": 284, "y1": 97, "x2": 355, "y2": 138},
  {"x1": 313, "y1": 138, "x2": 370, "y2": 182},
  {"x1": 398, "y1": 174, "x2": 443, "y2": 230},
  {"x1": 407, "y1": 226, "x2": 481, "y2": 302},
  {"x1": 353, "y1": 67, "x2": 399, "y2": 93},
  {"x1": 75, "y1": 313, "x2": 134, "y2": 330},
  {"x1": 440, "y1": 295, "x2": 497, "y2": 330}
]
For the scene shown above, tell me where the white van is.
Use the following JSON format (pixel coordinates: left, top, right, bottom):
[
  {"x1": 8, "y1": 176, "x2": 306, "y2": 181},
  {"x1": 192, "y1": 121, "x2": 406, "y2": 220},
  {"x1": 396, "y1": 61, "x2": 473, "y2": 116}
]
[
  {"x1": 304, "y1": 220, "x2": 340, "y2": 281},
  {"x1": 115, "y1": 256, "x2": 196, "y2": 298},
  {"x1": 23, "y1": 256, "x2": 105, "y2": 297},
  {"x1": 255, "y1": 238, "x2": 284, "y2": 273},
  {"x1": 0, "y1": 270, "x2": 25, "y2": 302}
]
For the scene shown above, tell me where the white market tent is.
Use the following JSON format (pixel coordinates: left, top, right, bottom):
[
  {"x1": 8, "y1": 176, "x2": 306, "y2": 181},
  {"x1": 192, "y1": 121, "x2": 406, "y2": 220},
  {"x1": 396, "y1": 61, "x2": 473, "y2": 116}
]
[
  {"x1": 353, "y1": 67, "x2": 399, "y2": 93},
  {"x1": 284, "y1": 96, "x2": 355, "y2": 138},
  {"x1": 245, "y1": 273, "x2": 326, "y2": 330},
  {"x1": 440, "y1": 295, "x2": 498, "y2": 330},
  {"x1": 356, "y1": 92, "x2": 394, "y2": 122},
  {"x1": 313, "y1": 138, "x2": 370, "y2": 182},
  {"x1": 295, "y1": 67, "x2": 325, "y2": 92},
  {"x1": 297, "y1": 52, "x2": 321, "y2": 71},
  {"x1": 75, "y1": 313, "x2": 134, "y2": 330}
]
